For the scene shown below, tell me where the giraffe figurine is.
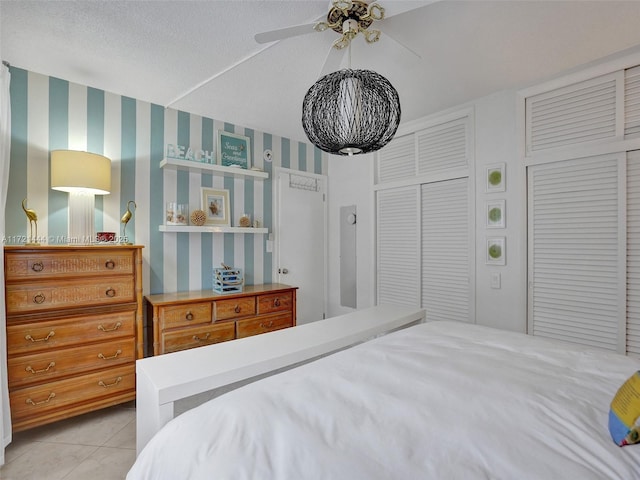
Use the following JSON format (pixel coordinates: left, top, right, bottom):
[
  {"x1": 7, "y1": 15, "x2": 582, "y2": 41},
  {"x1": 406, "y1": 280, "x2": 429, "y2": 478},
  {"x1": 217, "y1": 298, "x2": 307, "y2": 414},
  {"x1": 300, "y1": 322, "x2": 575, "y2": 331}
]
[{"x1": 21, "y1": 198, "x2": 40, "y2": 245}]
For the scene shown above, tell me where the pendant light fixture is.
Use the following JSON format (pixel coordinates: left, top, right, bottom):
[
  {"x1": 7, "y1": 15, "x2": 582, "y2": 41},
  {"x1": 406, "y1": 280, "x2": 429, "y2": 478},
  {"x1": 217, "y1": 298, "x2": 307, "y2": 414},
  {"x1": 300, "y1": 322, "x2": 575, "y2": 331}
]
[
  {"x1": 300, "y1": 5, "x2": 401, "y2": 156},
  {"x1": 302, "y1": 67, "x2": 400, "y2": 155}
]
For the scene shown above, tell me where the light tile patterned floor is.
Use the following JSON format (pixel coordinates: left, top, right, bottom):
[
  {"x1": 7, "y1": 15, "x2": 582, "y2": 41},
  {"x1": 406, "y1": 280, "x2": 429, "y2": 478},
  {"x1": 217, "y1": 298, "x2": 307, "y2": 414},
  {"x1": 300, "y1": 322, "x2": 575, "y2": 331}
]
[{"x1": 0, "y1": 402, "x2": 136, "y2": 480}]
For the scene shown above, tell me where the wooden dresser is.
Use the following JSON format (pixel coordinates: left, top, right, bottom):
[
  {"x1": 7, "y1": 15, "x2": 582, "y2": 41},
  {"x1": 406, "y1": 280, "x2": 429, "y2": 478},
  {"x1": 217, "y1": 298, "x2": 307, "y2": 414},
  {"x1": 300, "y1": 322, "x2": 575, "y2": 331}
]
[
  {"x1": 4, "y1": 245, "x2": 144, "y2": 432},
  {"x1": 145, "y1": 284, "x2": 297, "y2": 355}
]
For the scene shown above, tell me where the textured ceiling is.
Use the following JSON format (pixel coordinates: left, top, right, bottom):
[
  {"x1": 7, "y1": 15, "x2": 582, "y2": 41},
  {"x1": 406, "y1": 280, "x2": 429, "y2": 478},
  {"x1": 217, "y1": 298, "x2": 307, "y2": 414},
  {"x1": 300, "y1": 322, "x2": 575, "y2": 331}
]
[{"x1": 3, "y1": 1, "x2": 640, "y2": 143}]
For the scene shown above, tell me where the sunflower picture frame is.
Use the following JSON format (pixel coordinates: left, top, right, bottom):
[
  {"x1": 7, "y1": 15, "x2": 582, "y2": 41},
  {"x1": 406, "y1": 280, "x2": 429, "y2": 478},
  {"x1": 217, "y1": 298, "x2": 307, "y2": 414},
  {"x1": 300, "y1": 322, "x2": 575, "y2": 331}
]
[
  {"x1": 486, "y1": 237, "x2": 506, "y2": 266},
  {"x1": 486, "y1": 163, "x2": 506, "y2": 193},
  {"x1": 486, "y1": 200, "x2": 505, "y2": 229}
]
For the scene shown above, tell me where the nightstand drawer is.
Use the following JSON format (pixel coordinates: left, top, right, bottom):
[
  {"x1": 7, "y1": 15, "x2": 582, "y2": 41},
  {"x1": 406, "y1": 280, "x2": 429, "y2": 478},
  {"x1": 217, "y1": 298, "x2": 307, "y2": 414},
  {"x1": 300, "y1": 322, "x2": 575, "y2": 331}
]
[
  {"x1": 159, "y1": 302, "x2": 212, "y2": 329},
  {"x1": 213, "y1": 297, "x2": 256, "y2": 320},
  {"x1": 5, "y1": 250, "x2": 135, "y2": 281},
  {"x1": 236, "y1": 313, "x2": 293, "y2": 338},
  {"x1": 257, "y1": 292, "x2": 293, "y2": 314},
  {"x1": 6, "y1": 276, "x2": 135, "y2": 314},
  {"x1": 10, "y1": 364, "x2": 135, "y2": 423},
  {"x1": 161, "y1": 322, "x2": 236, "y2": 353},
  {"x1": 8, "y1": 338, "x2": 135, "y2": 388},
  {"x1": 7, "y1": 310, "x2": 136, "y2": 355}
]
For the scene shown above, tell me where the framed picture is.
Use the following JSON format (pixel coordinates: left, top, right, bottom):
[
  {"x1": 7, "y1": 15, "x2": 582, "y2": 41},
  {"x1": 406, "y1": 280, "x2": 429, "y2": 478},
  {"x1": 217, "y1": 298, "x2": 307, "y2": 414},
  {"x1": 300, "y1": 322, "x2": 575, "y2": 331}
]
[
  {"x1": 486, "y1": 237, "x2": 506, "y2": 266},
  {"x1": 486, "y1": 163, "x2": 506, "y2": 192},
  {"x1": 486, "y1": 200, "x2": 506, "y2": 228},
  {"x1": 201, "y1": 188, "x2": 230, "y2": 226},
  {"x1": 217, "y1": 130, "x2": 251, "y2": 169}
]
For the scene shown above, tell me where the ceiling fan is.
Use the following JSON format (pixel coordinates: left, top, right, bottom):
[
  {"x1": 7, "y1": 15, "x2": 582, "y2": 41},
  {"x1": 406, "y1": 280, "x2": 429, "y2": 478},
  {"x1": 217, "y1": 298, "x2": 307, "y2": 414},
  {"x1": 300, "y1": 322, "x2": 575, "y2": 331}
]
[{"x1": 255, "y1": 0, "x2": 427, "y2": 76}]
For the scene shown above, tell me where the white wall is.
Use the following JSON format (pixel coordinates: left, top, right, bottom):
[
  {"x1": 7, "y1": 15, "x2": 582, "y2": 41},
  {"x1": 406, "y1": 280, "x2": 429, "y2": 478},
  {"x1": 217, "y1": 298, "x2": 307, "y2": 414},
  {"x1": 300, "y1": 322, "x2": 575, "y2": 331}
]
[
  {"x1": 326, "y1": 90, "x2": 528, "y2": 333},
  {"x1": 327, "y1": 154, "x2": 375, "y2": 317},
  {"x1": 473, "y1": 90, "x2": 527, "y2": 333}
]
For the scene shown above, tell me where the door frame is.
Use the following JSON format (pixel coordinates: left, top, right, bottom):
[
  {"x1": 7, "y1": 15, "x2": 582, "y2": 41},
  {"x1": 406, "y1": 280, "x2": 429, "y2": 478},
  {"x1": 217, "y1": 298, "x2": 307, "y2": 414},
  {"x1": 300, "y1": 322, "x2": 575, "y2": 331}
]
[{"x1": 273, "y1": 167, "x2": 329, "y2": 320}]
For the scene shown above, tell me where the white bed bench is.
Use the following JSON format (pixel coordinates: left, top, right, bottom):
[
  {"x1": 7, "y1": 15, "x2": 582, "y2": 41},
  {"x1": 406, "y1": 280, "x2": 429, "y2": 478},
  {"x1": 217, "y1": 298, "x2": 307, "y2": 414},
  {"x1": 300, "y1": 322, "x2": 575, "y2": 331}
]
[{"x1": 135, "y1": 304, "x2": 425, "y2": 454}]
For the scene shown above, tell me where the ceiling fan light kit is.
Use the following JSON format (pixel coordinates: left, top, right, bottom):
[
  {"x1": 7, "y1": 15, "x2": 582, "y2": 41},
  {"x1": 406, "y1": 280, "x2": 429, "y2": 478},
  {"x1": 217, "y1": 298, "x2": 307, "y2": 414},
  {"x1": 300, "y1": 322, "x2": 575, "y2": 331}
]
[{"x1": 302, "y1": 68, "x2": 401, "y2": 156}]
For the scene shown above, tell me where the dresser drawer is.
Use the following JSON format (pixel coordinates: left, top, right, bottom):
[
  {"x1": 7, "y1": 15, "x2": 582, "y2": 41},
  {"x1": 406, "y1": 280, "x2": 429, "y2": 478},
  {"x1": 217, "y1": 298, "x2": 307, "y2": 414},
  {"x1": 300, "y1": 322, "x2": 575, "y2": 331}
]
[
  {"x1": 236, "y1": 312, "x2": 293, "y2": 339},
  {"x1": 159, "y1": 302, "x2": 212, "y2": 330},
  {"x1": 10, "y1": 364, "x2": 135, "y2": 423},
  {"x1": 7, "y1": 310, "x2": 136, "y2": 356},
  {"x1": 5, "y1": 250, "x2": 135, "y2": 281},
  {"x1": 6, "y1": 276, "x2": 135, "y2": 314},
  {"x1": 8, "y1": 338, "x2": 135, "y2": 388},
  {"x1": 257, "y1": 292, "x2": 293, "y2": 315},
  {"x1": 161, "y1": 322, "x2": 235, "y2": 353},
  {"x1": 213, "y1": 297, "x2": 256, "y2": 320}
]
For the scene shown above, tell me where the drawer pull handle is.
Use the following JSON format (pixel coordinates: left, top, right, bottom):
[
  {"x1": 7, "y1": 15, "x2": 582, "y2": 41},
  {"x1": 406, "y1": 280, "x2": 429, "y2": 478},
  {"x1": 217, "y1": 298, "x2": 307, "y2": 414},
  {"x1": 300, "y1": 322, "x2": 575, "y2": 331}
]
[
  {"x1": 98, "y1": 377, "x2": 122, "y2": 388},
  {"x1": 105, "y1": 259, "x2": 115, "y2": 269},
  {"x1": 274, "y1": 298, "x2": 281, "y2": 307},
  {"x1": 33, "y1": 293, "x2": 46, "y2": 304},
  {"x1": 185, "y1": 311, "x2": 194, "y2": 321},
  {"x1": 26, "y1": 392, "x2": 55, "y2": 406},
  {"x1": 105, "y1": 288, "x2": 116, "y2": 298},
  {"x1": 31, "y1": 261, "x2": 44, "y2": 272},
  {"x1": 193, "y1": 333, "x2": 211, "y2": 342},
  {"x1": 98, "y1": 349, "x2": 122, "y2": 360},
  {"x1": 234, "y1": 305, "x2": 241, "y2": 314},
  {"x1": 25, "y1": 331, "x2": 55, "y2": 343},
  {"x1": 260, "y1": 321, "x2": 274, "y2": 329},
  {"x1": 25, "y1": 362, "x2": 56, "y2": 375},
  {"x1": 98, "y1": 322, "x2": 122, "y2": 332}
]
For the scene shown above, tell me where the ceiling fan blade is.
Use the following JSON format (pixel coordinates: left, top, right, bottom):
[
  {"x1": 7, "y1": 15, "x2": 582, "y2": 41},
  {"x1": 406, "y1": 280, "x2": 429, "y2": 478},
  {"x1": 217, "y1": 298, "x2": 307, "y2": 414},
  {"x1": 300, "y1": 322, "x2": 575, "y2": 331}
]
[
  {"x1": 318, "y1": 45, "x2": 346, "y2": 78},
  {"x1": 379, "y1": 15, "x2": 422, "y2": 59},
  {"x1": 255, "y1": 21, "x2": 320, "y2": 44}
]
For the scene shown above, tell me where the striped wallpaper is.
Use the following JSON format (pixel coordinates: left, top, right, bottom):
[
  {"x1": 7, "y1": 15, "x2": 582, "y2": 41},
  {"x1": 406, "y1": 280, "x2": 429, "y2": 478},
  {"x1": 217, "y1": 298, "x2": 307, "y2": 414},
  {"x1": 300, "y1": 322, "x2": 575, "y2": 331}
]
[{"x1": 6, "y1": 67, "x2": 326, "y2": 295}]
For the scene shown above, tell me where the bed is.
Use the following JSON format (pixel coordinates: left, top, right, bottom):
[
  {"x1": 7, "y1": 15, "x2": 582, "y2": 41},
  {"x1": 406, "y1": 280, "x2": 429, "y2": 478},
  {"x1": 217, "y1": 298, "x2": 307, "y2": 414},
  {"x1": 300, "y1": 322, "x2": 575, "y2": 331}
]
[{"x1": 128, "y1": 312, "x2": 640, "y2": 479}]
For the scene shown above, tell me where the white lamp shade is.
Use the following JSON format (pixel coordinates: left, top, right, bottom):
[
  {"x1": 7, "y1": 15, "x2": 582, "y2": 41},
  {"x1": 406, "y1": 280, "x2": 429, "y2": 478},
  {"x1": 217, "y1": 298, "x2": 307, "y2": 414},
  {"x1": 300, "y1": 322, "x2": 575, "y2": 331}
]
[{"x1": 51, "y1": 150, "x2": 111, "y2": 195}]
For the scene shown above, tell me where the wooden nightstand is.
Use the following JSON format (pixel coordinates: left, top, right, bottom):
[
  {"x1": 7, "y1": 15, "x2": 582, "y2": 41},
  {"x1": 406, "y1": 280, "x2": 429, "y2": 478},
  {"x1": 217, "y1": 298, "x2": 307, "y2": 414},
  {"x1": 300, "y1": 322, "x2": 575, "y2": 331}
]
[{"x1": 145, "y1": 284, "x2": 297, "y2": 355}]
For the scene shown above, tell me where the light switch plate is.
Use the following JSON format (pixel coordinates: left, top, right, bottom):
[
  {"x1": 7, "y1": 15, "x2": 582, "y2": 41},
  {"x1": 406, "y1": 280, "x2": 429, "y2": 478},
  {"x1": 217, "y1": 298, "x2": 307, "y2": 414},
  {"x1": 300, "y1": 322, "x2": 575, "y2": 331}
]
[{"x1": 491, "y1": 272, "x2": 501, "y2": 289}]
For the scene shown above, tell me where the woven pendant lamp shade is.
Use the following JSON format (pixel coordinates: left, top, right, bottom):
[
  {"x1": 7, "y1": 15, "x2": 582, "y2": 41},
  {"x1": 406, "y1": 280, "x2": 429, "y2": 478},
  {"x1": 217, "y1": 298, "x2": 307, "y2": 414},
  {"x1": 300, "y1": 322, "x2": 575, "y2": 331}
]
[{"x1": 302, "y1": 69, "x2": 401, "y2": 156}]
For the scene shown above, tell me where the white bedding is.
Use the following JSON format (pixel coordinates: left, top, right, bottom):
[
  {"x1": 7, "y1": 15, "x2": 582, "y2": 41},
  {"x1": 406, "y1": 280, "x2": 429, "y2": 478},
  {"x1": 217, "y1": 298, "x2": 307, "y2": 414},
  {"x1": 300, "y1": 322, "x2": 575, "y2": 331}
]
[{"x1": 128, "y1": 321, "x2": 640, "y2": 479}]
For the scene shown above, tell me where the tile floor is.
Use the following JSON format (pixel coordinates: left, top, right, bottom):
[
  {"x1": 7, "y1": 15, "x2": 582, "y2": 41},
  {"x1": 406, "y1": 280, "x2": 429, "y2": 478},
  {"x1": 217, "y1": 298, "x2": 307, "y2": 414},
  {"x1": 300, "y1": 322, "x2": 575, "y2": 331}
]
[{"x1": 0, "y1": 402, "x2": 136, "y2": 480}]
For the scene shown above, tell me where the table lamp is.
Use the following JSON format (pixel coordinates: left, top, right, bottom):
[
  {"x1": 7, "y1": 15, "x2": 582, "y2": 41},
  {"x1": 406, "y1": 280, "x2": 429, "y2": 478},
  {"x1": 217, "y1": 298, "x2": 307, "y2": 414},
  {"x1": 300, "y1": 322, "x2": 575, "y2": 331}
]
[{"x1": 51, "y1": 150, "x2": 111, "y2": 244}]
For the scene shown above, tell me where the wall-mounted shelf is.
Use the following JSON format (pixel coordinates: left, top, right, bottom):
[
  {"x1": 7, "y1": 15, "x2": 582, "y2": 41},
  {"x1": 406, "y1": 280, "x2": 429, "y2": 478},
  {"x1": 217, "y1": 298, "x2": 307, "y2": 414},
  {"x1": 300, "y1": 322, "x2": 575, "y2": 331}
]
[
  {"x1": 160, "y1": 158, "x2": 269, "y2": 179},
  {"x1": 159, "y1": 225, "x2": 268, "y2": 234}
]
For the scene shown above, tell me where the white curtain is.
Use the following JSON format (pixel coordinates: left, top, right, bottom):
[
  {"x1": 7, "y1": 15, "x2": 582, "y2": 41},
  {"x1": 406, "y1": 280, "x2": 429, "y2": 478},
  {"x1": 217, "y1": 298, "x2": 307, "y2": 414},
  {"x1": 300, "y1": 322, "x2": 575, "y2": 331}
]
[{"x1": 0, "y1": 63, "x2": 12, "y2": 465}]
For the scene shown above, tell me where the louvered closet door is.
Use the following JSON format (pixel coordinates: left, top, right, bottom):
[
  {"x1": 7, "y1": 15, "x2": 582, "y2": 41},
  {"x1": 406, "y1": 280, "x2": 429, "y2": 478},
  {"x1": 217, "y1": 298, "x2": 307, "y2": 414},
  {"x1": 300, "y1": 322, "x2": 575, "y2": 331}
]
[
  {"x1": 377, "y1": 134, "x2": 415, "y2": 184},
  {"x1": 528, "y1": 154, "x2": 625, "y2": 351},
  {"x1": 627, "y1": 150, "x2": 640, "y2": 356},
  {"x1": 421, "y1": 178, "x2": 470, "y2": 322},
  {"x1": 625, "y1": 67, "x2": 640, "y2": 139},
  {"x1": 377, "y1": 186, "x2": 420, "y2": 307},
  {"x1": 526, "y1": 72, "x2": 618, "y2": 153}
]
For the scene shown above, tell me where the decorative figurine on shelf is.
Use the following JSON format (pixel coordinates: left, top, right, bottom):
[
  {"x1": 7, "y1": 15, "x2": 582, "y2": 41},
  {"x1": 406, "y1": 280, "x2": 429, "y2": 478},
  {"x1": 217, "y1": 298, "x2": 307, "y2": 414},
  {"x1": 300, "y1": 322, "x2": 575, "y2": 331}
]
[
  {"x1": 21, "y1": 198, "x2": 40, "y2": 245},
  {"x1": 120, "y1": 200, "x2": 137, "y2": 245},
  {"x1": 190, "y1": 209, "x2": 206, "y2": 226}
]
